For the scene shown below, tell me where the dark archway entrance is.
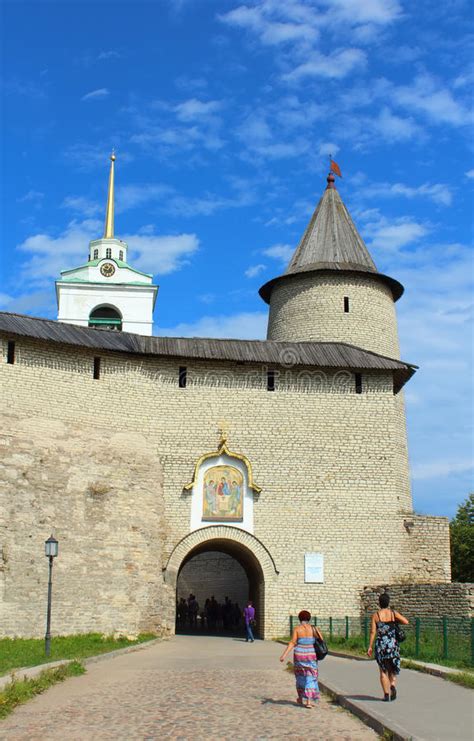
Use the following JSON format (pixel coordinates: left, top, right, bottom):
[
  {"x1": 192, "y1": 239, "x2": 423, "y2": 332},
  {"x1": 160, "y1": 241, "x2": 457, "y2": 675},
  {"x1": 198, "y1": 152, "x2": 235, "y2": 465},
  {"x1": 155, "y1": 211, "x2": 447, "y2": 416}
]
[{"x1": 175, "y1": 538, "x2": 264, "y2": 638}]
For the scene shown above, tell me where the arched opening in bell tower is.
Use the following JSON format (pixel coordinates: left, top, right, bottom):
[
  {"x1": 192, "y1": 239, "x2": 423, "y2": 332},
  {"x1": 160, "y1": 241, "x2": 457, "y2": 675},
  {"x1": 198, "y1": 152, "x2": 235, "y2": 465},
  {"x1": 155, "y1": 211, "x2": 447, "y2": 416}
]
[
  {"x1": 175, "y1": 538, "x2": 264, "y2": 638},
  {"x1": 88, "y1": 305, "x2": 122, "y2": 331}
]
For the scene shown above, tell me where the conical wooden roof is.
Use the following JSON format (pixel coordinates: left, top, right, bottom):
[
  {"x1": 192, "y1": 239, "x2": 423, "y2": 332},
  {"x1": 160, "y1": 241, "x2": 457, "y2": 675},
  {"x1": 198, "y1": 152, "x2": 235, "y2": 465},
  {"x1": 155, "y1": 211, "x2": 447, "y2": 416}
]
[
  {"x1": 259, "y1": 174, "x2": 403, "y2": 303},
  {"x1": 286, "y1": 174, "x2": 376, "y2": 274}
]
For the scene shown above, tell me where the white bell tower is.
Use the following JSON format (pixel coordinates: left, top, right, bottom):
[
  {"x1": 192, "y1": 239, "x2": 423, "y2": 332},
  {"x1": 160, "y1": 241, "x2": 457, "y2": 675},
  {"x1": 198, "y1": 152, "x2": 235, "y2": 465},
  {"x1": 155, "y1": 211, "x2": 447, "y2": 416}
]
[{"x1": 56, "y1": 153, "x2": 158, "y2": 335}]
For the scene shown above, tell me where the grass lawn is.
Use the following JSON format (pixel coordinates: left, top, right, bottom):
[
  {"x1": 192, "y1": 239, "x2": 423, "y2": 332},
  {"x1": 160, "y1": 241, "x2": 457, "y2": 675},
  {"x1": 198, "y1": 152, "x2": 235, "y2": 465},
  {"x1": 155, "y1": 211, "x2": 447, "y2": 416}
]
[
  {"x1": 276, "y1": 634, "x2": 474, "y2": 673},
  {"x1": 0, "y1": 662, "x2": 85, "y2": 719},
  {"x1": 0, "y1": 633, "x2": 157, "y2": 676}
]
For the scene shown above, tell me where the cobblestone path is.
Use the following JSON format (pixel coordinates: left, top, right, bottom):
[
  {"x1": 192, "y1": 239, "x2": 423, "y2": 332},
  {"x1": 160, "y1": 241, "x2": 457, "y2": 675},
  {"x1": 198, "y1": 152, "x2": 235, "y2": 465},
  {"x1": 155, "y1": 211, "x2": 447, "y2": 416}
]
[{"x1": 1, "y1": 636, "x2": 377, "y2": 740}]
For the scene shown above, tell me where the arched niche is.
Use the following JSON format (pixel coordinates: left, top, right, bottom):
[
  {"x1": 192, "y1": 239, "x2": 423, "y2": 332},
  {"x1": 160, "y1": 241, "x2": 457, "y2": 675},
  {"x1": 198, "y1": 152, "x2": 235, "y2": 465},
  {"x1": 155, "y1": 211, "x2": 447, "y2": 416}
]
[
  {"x1": 184, "y1": 436, "x2": 261, "y2": 534},
  {"x1": 89, "y1": 304, "x2": 122, "y2": 331}
]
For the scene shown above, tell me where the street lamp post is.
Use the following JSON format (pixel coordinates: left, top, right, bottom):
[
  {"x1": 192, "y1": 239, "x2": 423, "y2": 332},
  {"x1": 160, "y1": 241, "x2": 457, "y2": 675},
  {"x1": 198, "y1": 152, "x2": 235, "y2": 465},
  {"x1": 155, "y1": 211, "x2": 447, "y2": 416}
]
[{"x1": 44, "y1": 535, "x2": 59, "y2": 657}]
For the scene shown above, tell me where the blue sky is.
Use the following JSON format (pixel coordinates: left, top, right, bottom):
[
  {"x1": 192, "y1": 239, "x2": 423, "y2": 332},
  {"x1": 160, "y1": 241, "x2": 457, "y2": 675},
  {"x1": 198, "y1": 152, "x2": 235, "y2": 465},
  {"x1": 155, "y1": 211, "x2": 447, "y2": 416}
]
[{"x1": 1, "y1": 0, "x2": 473, "y2": 518}]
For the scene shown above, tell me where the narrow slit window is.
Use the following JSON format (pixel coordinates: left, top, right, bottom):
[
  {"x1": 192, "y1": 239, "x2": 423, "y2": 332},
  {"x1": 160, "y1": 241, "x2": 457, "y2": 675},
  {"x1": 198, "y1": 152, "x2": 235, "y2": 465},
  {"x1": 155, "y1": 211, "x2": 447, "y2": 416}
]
[
  {"x1": 179, "y1": 366, "x2": 187, "y2": 388},
  {"x1": 119, "y1": 250, "x2": 124, "y2": 261},
  {"x1": 93, "y1": 249, "x2": 99, "y2": 259},
  {"x1": 93, "y1": 356, "x2": 101, "y2": 380},
  {"x1": 355, "y1": 373, "x2": 362, "y2": 394},
  {"x1": 267, "y1": 369, "x2": 275, "y2": 391},
  {"x1": 106, "y1": 248, "x2": 112, "y2": 259},
  {"x1": 344, "y1": 296, "x2": 350, "y2": 313},
  {"x1": 7, "y1": 341, "x2": 15, "y2": 365}
]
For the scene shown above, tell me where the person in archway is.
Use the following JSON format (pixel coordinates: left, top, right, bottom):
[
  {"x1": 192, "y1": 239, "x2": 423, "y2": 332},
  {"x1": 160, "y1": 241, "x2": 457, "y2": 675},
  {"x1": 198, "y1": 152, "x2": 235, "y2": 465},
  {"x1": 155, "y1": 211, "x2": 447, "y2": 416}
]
[
  {"x1": 208, "y1": 595, "x2": 218, "y2": 630},
  {"x1": 243, "y1": 600, "x2": 255, "y2": 642},
  {"x1": 279, "y1": 610, "x2": 321, "y2": 708},
  {"x1": 367, "y1": 592, "x2": 409, "y2": 701}
]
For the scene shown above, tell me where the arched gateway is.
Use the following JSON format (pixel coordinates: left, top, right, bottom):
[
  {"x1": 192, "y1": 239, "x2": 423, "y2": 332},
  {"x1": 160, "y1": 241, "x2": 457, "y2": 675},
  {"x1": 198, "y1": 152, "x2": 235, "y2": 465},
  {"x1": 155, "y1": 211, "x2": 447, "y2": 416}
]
[{"x1": 164, "y1": 526, "x2": 279, "y2": 638}]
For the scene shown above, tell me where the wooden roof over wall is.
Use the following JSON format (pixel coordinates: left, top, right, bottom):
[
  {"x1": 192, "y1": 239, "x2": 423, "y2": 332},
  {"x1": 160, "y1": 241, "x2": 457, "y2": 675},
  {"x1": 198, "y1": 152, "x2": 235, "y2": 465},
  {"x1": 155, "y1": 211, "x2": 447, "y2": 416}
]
[{"x1": 0, "y1": 312, "x2": 416, "y2": 392}]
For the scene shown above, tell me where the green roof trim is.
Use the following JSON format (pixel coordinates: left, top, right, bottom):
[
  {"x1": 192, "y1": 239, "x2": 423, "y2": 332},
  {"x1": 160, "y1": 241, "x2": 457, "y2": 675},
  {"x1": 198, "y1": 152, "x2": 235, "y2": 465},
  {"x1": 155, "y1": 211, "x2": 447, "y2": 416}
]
[
  {"x1": 57, "y1": 278, "x2": 153, "y2": 286},
  {"x1": 60, "y1": 257, "x2": 152, "y2": 278},
  {"x1": 89, "y1": 317, "x2": 122, "y2": 325}
]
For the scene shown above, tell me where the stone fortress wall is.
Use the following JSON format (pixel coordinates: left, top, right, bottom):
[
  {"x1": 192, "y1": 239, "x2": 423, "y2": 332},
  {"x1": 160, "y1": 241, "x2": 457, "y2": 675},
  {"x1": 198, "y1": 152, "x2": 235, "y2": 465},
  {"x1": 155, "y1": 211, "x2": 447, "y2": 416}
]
[
  {"x1": 0, "y1": 334, "x2": 450, "y2": 638},
  {"x1": 0, "y1": 409, "x2": 174, "y2": 638},
  {"x1": 266, "y1": 273, "x2": 401, "y2": 359},
  {"x1": 362, "y1": 583, "x2": 474, "y2": 619}
]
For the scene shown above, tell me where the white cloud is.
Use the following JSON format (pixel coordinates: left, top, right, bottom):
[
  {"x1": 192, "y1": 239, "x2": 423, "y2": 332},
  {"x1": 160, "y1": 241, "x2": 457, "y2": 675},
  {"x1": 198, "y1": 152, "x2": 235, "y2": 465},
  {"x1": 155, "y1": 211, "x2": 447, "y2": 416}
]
[
  {"x1": 391, "y1": 74, "x2": 468, "y2": 126},
  {"x1": 164, "y1": 187, "x2": 256, "y2": 218},
  {"x1": 63, "y1": 143, "x2": 133, "y2": 172},
  {"x1": 371, "y1": 107, "x2": 420, "y2": 142},
  {"x1": 0, "y1": 293, "x2": 14, "y2": 309},
  {"x1": 124, "y1": 232, "x2": 199, "y2": 275},
  {"x1": 245, "y1": 264, "x2": 266, "y2": 278},
  {"x1": 17, "y1": 219, "x2": 101, "y2": 283},
  {"x1": 376, "y1": 237, "x2": 474, "y2": 514},
  {"x1": 263, "y1": 243, "x2": 294, "y2": 263},
  {"x1": 367, "y1": 220, "x2": 429, "y2": 252},
  {"x1": 128, "y1": 97, "x2": 226, "y2": 158},
  {"x1": 174, "y1": 98, "x2": 222, "y2": 121},
  {"x1": 116, "y1": 183, "x2": 173, "y2": 212},
  {"x1": 237, "y1": 112, "x2": 273, "y2": 147},
  {"x1": 174, "y1": 76, "x2": 208, "y2": 92},
  {"x1": 411, "y1": 459, "x2": 474, "y2": 481},
  {"x1": 326, "y1": 0, "x2": 402, "y2": 25},
  {"x1": 0, "y1": 290, "x2": 55, "y2": 316},
  {"x1": 368, "y1": 181, "x2": 452, "y2": 207},
  {"x1": 218, "y1": 0, "x2": 401, "y2": 53},
  {"x1": 218, "y1": 3, "x2": 318, "y2": 47},
  {"x1": 159, "y1": 311, "x2": 268, "y2": 339},
  {"x1": 237, "y1": 111, "x2": 310, "y2": 160},
  {"x1": 62, "y1": 196, "x2": 102, "y2": 217},
  {"x1": 97, "y1": 50, "x2": 121, "y2": 61},
  {"x1": 17, "y1": 190, "x2": 44, "y2": 205},
  {"x1": 319, "y1": 142, "x2": 340, "y2": 157},
  {"x1": 61, "y1": 181, "x2": 256, "y2": 222},
  {"x1": 81, "y1": 88, "x2": 110, "y2": 101},
  {"x1": 131, "y1": 120, "x2": 224, "y2": 154},
  {"x1": 283, "y1": 48, "x2": 366, "y2": 82},
  {"x1": 465, "y1": 169, "x2": 474, "y2": 179},
  {"x1": 16, "y1": 219, "x2": 199, "y2": 282}
]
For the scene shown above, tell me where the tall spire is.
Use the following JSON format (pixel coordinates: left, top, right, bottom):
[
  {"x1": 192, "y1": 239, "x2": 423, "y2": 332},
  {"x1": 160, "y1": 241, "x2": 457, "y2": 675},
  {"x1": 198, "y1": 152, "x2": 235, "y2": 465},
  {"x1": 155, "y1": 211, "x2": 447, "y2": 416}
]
[{"x1": 104, "y1": 151, "x2": 116, "y2": 239}]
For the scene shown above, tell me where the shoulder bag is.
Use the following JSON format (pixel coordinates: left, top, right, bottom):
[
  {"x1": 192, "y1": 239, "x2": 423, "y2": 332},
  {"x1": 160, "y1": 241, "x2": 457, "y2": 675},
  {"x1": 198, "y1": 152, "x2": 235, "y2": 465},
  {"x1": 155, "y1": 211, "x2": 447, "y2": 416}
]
[
  {"x1": 392, "y1": 611, "x2": 406, "y2": 643},
  {"x1": 312, "y1": 627, "x2": 328, "y2": 661}
]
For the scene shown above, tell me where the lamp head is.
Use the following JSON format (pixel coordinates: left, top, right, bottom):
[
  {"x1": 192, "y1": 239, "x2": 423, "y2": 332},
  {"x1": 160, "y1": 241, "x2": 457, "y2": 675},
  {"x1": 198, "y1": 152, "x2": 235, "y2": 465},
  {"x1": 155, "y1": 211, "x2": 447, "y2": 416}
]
[{"x1": 45, "y1": 535, "x2": 59, "y2": 558}]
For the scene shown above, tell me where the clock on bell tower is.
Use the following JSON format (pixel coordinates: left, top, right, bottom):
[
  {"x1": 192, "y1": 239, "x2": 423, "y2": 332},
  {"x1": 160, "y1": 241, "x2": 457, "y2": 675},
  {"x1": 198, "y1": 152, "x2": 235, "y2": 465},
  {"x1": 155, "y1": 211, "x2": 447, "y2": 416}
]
[{"x1": 55, "y1": 153, "x2": 158, "y2": 335}]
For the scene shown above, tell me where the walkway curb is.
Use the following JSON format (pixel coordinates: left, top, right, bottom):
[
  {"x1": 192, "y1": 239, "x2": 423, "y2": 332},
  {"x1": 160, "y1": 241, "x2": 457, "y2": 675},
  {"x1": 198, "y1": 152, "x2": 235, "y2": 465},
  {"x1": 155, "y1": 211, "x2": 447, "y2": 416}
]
[
  {"x1": 0, "y1": 637, "x2": 165, "y2": 691},
  {"x1": 0, "y1": 659, "x2": 74, "y2": 691},
  {"x1": 276, "y1": 641, "x2": 418, "y2": 739},
  {"x1": 82, "y1": 637, "x2": 165, "y2": 666},
  {"x1": 318, "y1": 676, "x2": 419, "y2": 741}
]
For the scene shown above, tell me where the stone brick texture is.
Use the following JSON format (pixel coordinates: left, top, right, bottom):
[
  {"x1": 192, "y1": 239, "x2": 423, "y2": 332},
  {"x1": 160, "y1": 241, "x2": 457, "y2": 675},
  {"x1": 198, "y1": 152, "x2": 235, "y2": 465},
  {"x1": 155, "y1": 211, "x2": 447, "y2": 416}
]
[
  {"x1": 361, "y1": 583, "x2": 474, "y2": 618},
  {"x1": 267, "y1": 273, "x2": 401, "y2": 358},
  {"x1": 0, "y1": 332, "x2": 450, "y2": 639},
  {"x1": 177, "y1": 552, "x2": 249, "y2": 610}
]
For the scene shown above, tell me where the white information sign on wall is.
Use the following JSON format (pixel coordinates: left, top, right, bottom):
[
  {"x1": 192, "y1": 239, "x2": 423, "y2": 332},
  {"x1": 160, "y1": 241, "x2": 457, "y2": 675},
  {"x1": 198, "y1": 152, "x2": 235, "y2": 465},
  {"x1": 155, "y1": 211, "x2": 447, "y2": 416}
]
[{"x1": 305, "y1": 553, "x2": 324, "y2": 583}]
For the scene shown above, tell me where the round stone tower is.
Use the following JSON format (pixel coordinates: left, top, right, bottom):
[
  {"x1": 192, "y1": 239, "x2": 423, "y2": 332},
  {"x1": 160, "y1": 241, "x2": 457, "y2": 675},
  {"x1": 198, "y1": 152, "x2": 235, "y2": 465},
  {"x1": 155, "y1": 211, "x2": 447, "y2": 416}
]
[{"x1": 259, "y1": 173, "x2": 404, "y2": 359}]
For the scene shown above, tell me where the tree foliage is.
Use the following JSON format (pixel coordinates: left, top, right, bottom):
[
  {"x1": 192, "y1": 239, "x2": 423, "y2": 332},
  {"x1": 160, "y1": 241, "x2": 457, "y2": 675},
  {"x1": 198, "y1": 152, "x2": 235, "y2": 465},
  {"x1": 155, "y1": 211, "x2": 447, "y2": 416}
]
[{"x1": 450, "y1": 493, "x2": 474, "y2": 582}]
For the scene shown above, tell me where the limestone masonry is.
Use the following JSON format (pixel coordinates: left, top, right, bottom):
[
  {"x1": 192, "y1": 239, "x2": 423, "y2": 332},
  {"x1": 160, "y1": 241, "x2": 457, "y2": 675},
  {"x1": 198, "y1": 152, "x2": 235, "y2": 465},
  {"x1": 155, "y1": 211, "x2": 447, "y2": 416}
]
[{"x1": 0, "y1": 168, "x2": 452, "y2": 639}]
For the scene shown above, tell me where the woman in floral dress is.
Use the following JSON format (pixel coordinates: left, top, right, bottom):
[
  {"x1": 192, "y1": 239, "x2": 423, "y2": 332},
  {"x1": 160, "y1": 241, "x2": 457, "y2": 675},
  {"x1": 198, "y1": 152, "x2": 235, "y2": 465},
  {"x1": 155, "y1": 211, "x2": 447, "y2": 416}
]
[
  {"x1": 279, "y1": 610, "x2": 322, "y2": 708},
  {"x1": 367, "y1": 593, "x2": 409, "y2": 701}
]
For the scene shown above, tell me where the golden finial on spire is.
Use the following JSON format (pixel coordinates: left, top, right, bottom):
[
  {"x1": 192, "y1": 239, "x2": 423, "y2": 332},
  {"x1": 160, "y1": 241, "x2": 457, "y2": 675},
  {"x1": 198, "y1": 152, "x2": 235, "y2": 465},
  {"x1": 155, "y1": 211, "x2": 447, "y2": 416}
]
[{"x1": 104, "y1": 150, "x2": 116, "y2": 239}]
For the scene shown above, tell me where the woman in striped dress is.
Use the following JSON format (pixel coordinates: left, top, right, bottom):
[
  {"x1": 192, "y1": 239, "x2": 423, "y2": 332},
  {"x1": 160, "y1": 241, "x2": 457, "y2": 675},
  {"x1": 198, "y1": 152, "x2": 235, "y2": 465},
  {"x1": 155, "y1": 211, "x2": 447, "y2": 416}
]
[{"x1": 279, "y1": 610, "x2": 322, "y2": 708}]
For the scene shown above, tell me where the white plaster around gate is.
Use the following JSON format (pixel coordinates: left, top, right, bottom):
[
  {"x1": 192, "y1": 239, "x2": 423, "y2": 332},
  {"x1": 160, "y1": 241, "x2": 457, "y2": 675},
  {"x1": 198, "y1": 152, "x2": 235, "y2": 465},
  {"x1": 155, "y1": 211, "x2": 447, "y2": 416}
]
[
  {"x1": 189, "y1": 452, "x2": 254, "y2": 533},
  {"x1": 184, "y1": 434, "x2": 262, "y2": 535}
]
